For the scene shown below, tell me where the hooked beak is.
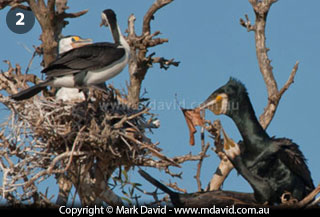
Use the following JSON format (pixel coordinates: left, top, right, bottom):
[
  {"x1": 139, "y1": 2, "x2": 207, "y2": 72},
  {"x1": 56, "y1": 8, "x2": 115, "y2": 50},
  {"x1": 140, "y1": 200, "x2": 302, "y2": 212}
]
[
  {"x1": 100, "y1": 16, "x2": 109, "y2": 27},
  {"x1": 72, "y1": 38, "x2": 93, "y2": 48},
  {"x1": 199, "y1": 98, "x2": 217, "y2": 110},
  {"x1": 199, "y1": 94, "x2": 227, "y2": 115}
]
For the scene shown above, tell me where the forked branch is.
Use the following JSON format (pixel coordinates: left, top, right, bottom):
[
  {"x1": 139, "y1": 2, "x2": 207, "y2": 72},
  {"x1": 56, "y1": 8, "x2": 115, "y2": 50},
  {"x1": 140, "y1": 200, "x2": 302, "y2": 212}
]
[
  {"x1": 241, "y1": 0, "x2": 298, "y2": 129},
  {"x1": 126, "y1": 0, "x2": 179, "y2": 107}
]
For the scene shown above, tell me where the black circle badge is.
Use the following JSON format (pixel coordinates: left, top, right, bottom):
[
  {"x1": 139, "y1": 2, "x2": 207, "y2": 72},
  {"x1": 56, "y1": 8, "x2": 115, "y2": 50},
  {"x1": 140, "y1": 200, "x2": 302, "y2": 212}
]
[{"x1": 6, "y1": 8, "x2": 35, "y2": 34}]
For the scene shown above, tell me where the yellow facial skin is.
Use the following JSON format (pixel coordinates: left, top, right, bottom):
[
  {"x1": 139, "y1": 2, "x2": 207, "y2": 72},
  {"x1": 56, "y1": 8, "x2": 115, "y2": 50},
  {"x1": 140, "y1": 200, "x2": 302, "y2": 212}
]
[
  {"x1": 72, "y1": 36, "x2": 80, "y2": 41},
  {"x1": 212, "y1": 95, "x2": 223, "y2": 115},
  {"x1": 200, "y1": 93, "x2": 228, "y2": 115},
  {"x1": 71, "y1": 37, "x2": 92, "y2": 49}
]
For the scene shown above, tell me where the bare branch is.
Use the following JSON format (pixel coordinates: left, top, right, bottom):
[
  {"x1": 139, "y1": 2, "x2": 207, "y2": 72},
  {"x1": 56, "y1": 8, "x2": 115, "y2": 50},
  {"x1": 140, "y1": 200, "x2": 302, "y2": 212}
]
[
  {"x1": 142, "y1": 0, "x2": 174, "y2": 34},
  {"x1": 279, "y1": 61, "x2": 299, "y2": 96},
  {"x1": 58, "y1": 9, "x2": 89, "y2": 19},
  {"x1": 166, "y1": 182, "x2": 187, "y2": 193},
  {"x1": 127, "y1": 0, "x2": 177, "y2": 107},
  {"x1": 120, "y1": 132, "x2": 181, "y2": 168},
  {"x1": 0, "y1": 0, "x2": 27, "y2": 9},
  {"x1": 47, "y1": 0, "x2": 55, "y2": 13},
  {"x1": 241, "y1": 0, "x2": 299, "y2": 129},
  {"x1": 195, "y1": 142, "x2": 210, "y2": 191},
  {"x1": 127, "y1": 14, "x2": 137, "y2": 37},
  {"x1": 296, "y1": 184, "x2": 320, "y2": 208},
  {"x1": 55, "y1": 0, "x2": 69, "y2": 14},
  {"x1": 146, "y1": 52, "x2": 180, "y2": 70},
  {"x1": 240, "y1": 14, "x2": 256, "y2": 32}
]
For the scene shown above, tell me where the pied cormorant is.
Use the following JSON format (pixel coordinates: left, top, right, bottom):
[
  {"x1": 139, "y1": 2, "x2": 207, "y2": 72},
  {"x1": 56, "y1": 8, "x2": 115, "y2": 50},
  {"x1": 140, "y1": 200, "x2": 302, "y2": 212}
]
[
  {"x1": 11, "y1": 9, "x2": 130, "y2": 101},
  {"x1": 55, "y1": 35, "x2": 92, "y2": 101},
  {"x1": 200, "y1": 78, "x2": 314, "y2": 204}
]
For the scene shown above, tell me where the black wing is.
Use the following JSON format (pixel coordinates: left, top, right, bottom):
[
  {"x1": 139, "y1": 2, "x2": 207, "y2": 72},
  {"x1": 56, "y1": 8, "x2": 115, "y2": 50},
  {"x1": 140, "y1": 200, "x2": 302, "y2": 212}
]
[
  {"x1": 42, "y1": 42, "x2": 125, "y2": 78},
  {"x1": 274, "y1": 138, "x2": 315, "y2": 190}
]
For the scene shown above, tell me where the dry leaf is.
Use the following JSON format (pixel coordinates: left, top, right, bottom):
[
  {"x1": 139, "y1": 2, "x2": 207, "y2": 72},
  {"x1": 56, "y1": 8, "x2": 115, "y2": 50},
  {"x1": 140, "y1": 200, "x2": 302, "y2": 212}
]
[{"x1": 181, "y1": 107, "x2": 205, "y2": 146}]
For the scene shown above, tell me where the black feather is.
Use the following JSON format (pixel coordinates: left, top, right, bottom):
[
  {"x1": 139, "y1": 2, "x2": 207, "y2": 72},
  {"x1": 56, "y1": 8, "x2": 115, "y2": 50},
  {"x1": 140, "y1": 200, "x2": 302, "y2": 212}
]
[
  {"x1": 11, "y1": 81, "x2": 49, "y2": 101},
  {"x1": 42, "y1": 43, "x2": 125, "y2": 78},
  {"x1": 274, "y1": 138, "x2": 315, "y2": 191}
]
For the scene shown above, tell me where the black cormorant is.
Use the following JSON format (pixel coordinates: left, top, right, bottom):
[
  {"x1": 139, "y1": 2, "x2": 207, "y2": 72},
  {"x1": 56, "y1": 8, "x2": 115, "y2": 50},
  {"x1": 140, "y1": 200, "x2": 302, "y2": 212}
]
[
  {"x1": 11, "y1": 9, "x2": 130, "y2": 101},
  {"x1": 200, "y1": 78, "x2": 314, "y2": 204}
]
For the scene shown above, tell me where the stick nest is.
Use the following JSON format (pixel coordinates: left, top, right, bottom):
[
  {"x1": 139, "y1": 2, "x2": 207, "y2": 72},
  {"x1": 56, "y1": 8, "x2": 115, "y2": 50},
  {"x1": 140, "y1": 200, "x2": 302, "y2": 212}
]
[{"x1": 0, "y1": 61, "x2": 169, "y2": 204}]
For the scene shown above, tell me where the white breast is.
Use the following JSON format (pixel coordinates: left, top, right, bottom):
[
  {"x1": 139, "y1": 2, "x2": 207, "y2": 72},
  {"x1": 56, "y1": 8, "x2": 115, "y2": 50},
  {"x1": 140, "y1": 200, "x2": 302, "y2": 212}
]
[
  {"x1": 52, "y1": 75, "x2": 75, "y2": 87},
  {"x1": 84, "y1": 53, "x2": 129, "y2": 85}
]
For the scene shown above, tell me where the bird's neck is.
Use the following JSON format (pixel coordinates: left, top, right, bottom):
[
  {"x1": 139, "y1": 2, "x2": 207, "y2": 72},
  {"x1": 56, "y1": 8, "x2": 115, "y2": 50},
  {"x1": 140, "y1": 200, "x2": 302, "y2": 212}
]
[
  {"x1": 109, "y1": 23, "x2": 130, "y2": 52},
  {"x1": 229, "y1": 94, "x2": 270, "y2": 154},
  {"x1": 118, "y1": 26, "x2": 130, "y2": 52}
]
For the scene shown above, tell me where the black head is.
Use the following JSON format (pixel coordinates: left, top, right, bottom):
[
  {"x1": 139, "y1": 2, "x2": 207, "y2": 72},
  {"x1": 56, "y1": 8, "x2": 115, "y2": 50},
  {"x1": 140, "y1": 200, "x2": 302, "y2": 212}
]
[
  {"x1": 100, "y1": 9, "x2": 117, "y2": 27},
  {"x1": 200, "y1": 77, "x2": 248, "y2": 116}
]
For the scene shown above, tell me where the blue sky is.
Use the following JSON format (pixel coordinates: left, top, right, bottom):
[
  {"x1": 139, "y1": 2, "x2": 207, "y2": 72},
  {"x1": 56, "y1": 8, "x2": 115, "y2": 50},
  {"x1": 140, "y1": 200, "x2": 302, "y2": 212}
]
[{"x1": 0, "y1": 0, "x2": 319, "y2": 204}]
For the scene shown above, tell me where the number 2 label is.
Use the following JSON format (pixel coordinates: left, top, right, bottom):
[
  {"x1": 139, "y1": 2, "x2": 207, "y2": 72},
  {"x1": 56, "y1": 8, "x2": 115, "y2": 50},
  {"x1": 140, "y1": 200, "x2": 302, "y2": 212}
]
[
  {"x1": 16, "y1": 12, "x2": 25, "y2": 26},
  {"x1": 7, "y1": 8, "x2": 35, "y2": 34}
]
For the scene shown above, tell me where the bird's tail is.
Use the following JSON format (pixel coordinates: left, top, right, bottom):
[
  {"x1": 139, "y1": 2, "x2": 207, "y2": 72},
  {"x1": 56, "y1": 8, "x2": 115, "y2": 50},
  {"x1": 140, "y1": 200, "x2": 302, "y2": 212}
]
[
  {"x1": 138, "y1": 169, "x2": 174, "y2": 195},
  {"x1": 11, "y1": 81, "x2": 50, "y2": 101}
]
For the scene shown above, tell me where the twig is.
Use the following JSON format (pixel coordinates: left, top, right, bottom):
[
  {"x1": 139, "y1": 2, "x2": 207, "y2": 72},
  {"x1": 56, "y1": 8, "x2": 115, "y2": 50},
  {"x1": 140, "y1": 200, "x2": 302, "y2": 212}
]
[
  {"x1": 195, "y1": 140, "x2": 210, "y2": 191},
  {"x1": 114, "y1": 107, "x2": 150, "y2": 129},
  {"x1": 120, "y1": 132, "x2": 181, "y2": 168},
  {"x1": 308, "y1": 196, "x2": 320, "y2": 207},
  {"x1": 239, "y1": 14, "x2": 256, "y2": 31},
  {"x1": 296, "y1": 184, "x2": 320, "y2": 208},
  {"x1": 24, "y1": 151, "x2": 86, "y2": 189},
  {"x1": 0, "y1": 0, "x2": 28, "y2": 10},
  {"x1": 49, "y1": 126, "x2": 85, "y2": 174},
  {"x1": 58, "y1": 9, "x2": 88, "y2": 19},
  {"x1": 25, "y1": 46, "x2": 40, "y2": 74},
  {"x1": 279, "y1": 61, "x2": 299, "y2": 96},
  {"x1": 150, "y1": 56, "x2": 180, "y2": 70},
  {"x1": 142, "y1": 0, "x2": 174, "y2": 34},
  {"x1": 167, "y1": 182, "x2": 187, "y2": 193}
]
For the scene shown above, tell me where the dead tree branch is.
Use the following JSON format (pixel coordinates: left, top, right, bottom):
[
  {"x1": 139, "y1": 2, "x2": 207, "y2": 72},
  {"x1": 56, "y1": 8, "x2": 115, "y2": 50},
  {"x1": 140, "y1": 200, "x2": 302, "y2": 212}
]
[
  {"x1": 195, "y1": 127, "x2": 210, "y2": 191},
  {"x1": 126, "y1": 0, "x2": 180, "y2": 107},
  {"x1": 0, "y1": 0, "x2": 29, "y2": 10},
  {"x1": 240, "y1": 0, "x2": 298, "y2": 129},
  {"x1": 296, "y1": 184, "x2": 320, "y2": 208}
]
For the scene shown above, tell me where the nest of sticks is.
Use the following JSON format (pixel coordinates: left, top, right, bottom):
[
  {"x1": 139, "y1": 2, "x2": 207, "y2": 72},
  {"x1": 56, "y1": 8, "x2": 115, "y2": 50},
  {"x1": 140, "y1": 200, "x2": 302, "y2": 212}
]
[{"x1": 0, "y1": 61, "x2": 177, "y2": 204}]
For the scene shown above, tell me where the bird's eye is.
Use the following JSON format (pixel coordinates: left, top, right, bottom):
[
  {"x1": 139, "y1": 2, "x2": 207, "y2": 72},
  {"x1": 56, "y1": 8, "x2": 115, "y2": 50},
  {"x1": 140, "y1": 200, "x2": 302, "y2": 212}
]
[{"x1": 72, "y1": 36, "x2": 80, "y2": 42}]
